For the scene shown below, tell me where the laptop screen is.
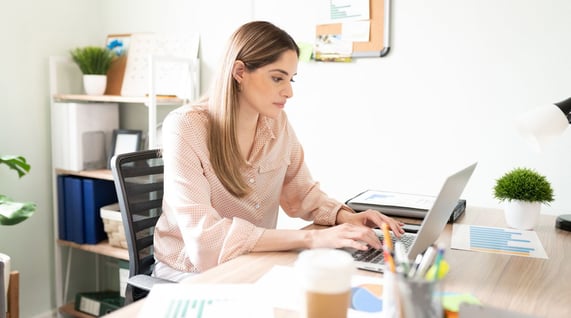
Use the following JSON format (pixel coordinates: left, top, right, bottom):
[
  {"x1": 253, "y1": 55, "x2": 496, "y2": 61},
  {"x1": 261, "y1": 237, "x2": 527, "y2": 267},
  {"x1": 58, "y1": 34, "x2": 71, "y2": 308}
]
[{"x1": 406, "y1": 162, "x2": 477, "y2": 260}]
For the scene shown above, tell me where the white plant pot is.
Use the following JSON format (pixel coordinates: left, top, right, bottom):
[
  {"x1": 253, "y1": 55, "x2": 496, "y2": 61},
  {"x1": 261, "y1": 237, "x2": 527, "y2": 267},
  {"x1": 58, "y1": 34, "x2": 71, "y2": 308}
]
[
  {"x1": 83, "y1": 74, "x2": 107, "y2": 96},
  {"x1": 0, "y1": 253, "x2": 10, "y2": 311},
  {"x1": 504, "y1": 200, "x2": 541, "y2": 230}
]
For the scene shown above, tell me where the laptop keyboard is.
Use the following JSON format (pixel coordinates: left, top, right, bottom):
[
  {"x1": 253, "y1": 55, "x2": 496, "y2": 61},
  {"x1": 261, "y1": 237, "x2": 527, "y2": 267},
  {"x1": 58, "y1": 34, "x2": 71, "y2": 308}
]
[
  {"x1": 351, "y1": 232, "x2": 416, "y2": 264},
  {"x1": 352, "y1": 247, "x2": 386, "y2": 263}
]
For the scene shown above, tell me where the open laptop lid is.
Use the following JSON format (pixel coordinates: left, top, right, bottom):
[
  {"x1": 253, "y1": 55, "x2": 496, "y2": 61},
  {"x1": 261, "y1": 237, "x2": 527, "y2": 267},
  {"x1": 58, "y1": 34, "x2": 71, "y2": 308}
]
[{"x1": 406, "y1": 162, "x2": 477, "y2": 260}]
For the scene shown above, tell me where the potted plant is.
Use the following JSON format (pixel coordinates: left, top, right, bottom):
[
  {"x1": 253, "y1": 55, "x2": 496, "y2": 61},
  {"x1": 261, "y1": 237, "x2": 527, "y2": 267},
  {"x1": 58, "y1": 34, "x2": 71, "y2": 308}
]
[
  {"x1": 70, "y1": 46, "x2": 116, "y2": 96},
  {"x1": 493, "y1": 167, "x2": 554, "y2": 229},
  {"x1": 0, "y1": 155, "x2": 36, "y2": 226},
  {"x1": 1, "y1": 155, "x2": 36, "y2": 307}
]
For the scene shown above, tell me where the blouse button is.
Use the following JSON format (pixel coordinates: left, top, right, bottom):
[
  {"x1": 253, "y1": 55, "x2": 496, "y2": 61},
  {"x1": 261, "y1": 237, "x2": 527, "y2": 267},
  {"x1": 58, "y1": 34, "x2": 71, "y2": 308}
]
[
  {"x1": 249, "y1": 178, "x2": 255, "y2": 184},
  {"x1": 255, "y1": 203, "x2": 260, "y2": 209}
]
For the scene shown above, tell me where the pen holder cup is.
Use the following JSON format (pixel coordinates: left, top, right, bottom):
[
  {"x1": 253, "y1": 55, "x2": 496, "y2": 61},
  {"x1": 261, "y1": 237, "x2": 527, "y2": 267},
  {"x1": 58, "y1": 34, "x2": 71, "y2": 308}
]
[{"x1": 382, "y1": 271, "x2": 442, "y2": 318}]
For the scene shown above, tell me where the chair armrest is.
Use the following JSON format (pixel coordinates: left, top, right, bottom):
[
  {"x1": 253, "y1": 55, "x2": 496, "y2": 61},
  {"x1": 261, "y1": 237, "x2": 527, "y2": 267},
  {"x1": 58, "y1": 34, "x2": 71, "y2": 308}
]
[{"x1": 127, "y1": 274, "x2": 175, "y2": 292}]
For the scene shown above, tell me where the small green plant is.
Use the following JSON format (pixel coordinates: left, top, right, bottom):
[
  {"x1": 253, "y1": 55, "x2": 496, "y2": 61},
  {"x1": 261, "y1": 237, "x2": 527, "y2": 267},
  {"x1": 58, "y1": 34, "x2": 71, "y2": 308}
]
[
  {"x1": 70, "y1": 46, "x2": 116, "y2": 75},
  {"x1": 493, "y1": 167, "x2": 554, "y2": 204},
  {"x1": 0, "y1": 155, "x2": 36, "y2": 225}
]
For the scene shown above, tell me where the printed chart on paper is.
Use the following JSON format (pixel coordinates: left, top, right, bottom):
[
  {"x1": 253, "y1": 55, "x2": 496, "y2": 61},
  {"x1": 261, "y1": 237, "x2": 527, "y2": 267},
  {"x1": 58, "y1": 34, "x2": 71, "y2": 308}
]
[{"x1": 450, "y1": 224, "x2": 548, "y2": 259}]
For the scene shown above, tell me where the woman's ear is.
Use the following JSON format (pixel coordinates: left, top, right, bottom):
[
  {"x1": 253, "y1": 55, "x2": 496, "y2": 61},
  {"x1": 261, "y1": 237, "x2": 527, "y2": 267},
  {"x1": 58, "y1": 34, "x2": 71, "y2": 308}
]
[{"x1": 232, "y1": 60, "x2": 246, "y2": 83}]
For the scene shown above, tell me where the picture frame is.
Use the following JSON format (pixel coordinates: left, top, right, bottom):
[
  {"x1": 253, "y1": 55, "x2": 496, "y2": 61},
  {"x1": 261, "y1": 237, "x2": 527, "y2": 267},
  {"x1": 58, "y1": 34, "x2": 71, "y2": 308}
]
[
  {"x1": 108, "y1": 129, "x2": 143, "y2": 167},
  {"x1": 106, "y1": 33, "x2": 131, "y2": 57},
  {"x1": 105, "y1": 33, "x2": 131, "y2": 95}
]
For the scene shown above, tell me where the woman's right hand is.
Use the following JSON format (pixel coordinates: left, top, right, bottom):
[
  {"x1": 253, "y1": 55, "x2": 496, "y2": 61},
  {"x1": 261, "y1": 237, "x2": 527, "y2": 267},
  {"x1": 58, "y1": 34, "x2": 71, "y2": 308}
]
[{"x1": 308, "y1": 223, "x2": 382, "y2": 251}]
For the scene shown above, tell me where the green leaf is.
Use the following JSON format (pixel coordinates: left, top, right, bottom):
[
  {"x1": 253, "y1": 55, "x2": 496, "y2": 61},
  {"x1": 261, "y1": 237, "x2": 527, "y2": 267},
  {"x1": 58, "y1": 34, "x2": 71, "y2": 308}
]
[
  {"x1": 70, "y1": 46, "x2": 116, "y2": 75},
  {"x1": 0, "y1": 155, "x2": 31, "y2": 178},
  {"x1": 0, "y1": 195, "x2": 36, "y2": 226},
  {"x1": 493, "y1": 167, "x2": 554, "y2": 204}
]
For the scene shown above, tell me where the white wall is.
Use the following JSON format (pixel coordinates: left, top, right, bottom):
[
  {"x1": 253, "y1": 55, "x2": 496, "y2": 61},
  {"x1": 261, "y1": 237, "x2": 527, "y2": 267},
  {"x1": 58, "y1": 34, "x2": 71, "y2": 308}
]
[
  {"x1": 0, "y1": 1, "x2": 105, "y2": 316},
  {"x1": 103, "y1": 0, "x2": 571, "y2": 219},
  {"x1": 1, "y1": 0, "x2": 571, "y2": 316},
  {"x1": 253, "y1": 0, "x2": 571, "y2": 220},
  {"x1": 99, "y1": 0, "x2": 571, "y2": 229}
]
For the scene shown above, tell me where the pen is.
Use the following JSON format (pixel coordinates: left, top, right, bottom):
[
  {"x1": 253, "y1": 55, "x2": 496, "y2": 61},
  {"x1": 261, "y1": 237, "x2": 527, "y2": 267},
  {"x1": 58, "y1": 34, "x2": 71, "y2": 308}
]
[
  {"x1": 382, "y1": 223, "x2": 393, "y2": 251},
  {"x1": 394, "y1": 241, "x2": 410, "y2": 275},
  {"x1": 407, "y1": 254, "x2": 423, "y2": 278},
  {"x1": 433, "y1": 246, "x2": 444, "y2": 280},
  {"x1": 383, "y1": 244, "x2": 396, "y2": 273},
  {"x1": 428, "y1": 245, "x2": 446, "y2": 281},
  {"x1": 415, "y1": 245, "x2": 437, "y2": 279}
]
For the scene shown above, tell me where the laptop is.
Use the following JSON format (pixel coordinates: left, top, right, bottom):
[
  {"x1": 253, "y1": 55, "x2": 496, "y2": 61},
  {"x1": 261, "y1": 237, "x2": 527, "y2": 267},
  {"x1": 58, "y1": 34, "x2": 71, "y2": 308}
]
[{"x1": 347, "y1": 162, "x2": 477, "y2": 272}]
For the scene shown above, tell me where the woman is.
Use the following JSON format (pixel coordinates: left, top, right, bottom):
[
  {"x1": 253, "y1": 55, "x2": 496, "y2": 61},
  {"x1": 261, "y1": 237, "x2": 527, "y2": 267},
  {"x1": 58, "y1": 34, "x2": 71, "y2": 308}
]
[{"x1": 154, "y1": 21, "x2": 404, "y2": 281}]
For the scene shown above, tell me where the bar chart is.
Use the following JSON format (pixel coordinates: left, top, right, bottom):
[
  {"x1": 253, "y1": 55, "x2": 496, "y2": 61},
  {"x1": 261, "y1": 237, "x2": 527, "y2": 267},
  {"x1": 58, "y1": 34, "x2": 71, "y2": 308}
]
[{"x1": 451, "y1": 224, "x2": 548, "y2": 259}]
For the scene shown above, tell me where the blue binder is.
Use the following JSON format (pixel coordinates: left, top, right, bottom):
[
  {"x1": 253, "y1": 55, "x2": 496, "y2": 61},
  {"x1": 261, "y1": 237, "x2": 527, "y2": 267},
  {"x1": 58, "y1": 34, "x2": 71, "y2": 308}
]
[
  {"x1": 57, "y1": 175, "x2": 67, "y2": 240},
  {"x1": 64, "y1": 176, "x2": 85, "y2": 244},
  {"x1": 82, "y1": 179, "x2": 118, "y2": 244}
]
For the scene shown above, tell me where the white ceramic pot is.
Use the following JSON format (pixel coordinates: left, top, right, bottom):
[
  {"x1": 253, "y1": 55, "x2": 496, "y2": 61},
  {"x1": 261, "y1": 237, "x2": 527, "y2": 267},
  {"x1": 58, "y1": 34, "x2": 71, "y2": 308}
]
[
  {"x1": 504, "y1": 200, "x2": 541, "y2": 230},
  {"x1": 0, "y1": 253, "x2": 10, "y2": 310},
  {"x1": 83, "y1": 74, "x2": 107, "y2": 96}
]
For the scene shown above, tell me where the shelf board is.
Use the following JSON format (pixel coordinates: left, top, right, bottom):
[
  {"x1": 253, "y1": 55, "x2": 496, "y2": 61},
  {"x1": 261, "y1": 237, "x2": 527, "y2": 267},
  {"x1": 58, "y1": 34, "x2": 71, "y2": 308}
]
[
  {"x1": 58, "y1": 240, "x2": 129, "y2": 261},
  {"x1": 53, "y1": 93, "x2": 185, "y2": 105},
  {"x1": 56, "y1": 169, "x2": 113, "y2": 181}
]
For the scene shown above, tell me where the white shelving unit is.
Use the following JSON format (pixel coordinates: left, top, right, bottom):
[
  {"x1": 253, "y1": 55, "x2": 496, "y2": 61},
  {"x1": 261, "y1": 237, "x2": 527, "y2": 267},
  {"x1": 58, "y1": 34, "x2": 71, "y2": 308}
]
[{"x1": 49, "y1": 55, "x2": 199, "y2": 316}]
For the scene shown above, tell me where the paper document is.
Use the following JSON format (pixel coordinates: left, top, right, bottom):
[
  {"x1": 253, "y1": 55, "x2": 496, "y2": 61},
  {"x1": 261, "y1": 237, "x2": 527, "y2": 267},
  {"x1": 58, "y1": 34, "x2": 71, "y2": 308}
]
[
  {"x1": 342, "y1": 20, "x2": 370, "y2": 42},
  {"x1": 350, "y1": 190, "x2": 435, "y2": 210},
  {"x1": 450, "y1": 224, "x2": 548, "y2": 259},
  {"x1": 329, "y1": 0, "x2": 370, "y2": 22},
  {"x1": 138, "y1": 283, "x2": 272, "y2": 318}
]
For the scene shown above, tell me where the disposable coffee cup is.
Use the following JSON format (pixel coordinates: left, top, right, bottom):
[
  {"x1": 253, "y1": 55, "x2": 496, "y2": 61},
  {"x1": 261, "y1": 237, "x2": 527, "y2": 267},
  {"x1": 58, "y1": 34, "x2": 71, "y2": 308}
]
[{"x1": 295, "y1": 249, "x2": 355, "y2": 318}]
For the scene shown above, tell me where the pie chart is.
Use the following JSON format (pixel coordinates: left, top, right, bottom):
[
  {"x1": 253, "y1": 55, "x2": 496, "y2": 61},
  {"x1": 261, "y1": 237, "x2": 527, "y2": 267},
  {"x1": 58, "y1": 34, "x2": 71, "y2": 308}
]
[{"x1": 350, "y1": 283, "x2": 383, "y2": 313}]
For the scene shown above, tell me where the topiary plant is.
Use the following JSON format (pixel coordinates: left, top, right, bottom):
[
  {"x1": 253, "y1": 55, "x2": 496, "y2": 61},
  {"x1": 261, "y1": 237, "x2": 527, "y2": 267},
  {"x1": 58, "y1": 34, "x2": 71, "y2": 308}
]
[
  {"x1": 70, "y1": 46, "x2": 116, "y2": 75},
  {"x1": 493, "y1": 167, "x2": 554, "y2": 204},
  {"x1": 0, "y1": 155, "x2": 36, "y2": 225}
]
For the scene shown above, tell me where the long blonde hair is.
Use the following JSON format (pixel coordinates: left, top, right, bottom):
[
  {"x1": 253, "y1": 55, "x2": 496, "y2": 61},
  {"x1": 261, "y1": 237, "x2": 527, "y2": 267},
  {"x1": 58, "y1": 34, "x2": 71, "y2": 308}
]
[{"x1": 207, "y1": 21, "x2": 299, "y2": 197}]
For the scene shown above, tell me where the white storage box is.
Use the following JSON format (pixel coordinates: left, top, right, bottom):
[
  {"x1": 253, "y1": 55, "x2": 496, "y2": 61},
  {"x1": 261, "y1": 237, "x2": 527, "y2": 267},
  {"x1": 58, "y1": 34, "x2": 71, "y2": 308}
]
[
  {"x1": 51, "y1": 102, "x2": 119, "y2": 171},
  {"x1": 100, "y1": 203, "x2": 127, "y2": 249}
]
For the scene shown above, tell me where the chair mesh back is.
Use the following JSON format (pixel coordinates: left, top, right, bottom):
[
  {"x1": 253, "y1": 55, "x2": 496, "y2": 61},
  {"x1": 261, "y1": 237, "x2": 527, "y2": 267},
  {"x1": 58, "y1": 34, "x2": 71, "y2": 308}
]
[{"x1": 111, "y1": 149, "x2": 164, "y2": 278}]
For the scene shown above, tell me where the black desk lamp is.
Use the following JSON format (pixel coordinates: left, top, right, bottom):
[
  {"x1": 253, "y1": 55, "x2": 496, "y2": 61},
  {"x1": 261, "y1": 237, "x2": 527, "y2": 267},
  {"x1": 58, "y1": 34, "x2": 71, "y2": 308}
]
[{"x1": 515, "y1": 97, "x2": 571, "y2": 231}]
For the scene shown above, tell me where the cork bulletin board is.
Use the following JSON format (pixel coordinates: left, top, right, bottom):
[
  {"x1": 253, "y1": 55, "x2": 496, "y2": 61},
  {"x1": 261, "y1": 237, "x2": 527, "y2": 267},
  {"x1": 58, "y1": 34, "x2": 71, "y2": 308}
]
[{"x1": 316, "y1": 0, "x2": 391, "y2": 58}]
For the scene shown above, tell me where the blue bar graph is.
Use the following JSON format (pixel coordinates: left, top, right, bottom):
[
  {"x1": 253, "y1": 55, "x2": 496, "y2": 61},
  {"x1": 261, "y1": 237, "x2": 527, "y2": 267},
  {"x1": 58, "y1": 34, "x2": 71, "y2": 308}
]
[
  {"x1": 165, "y1": 298, "x2": 229, "y2": 318},
  {"x1": 139, "y1": 284, "x2": 273, "y2": 317},
  {"x1": 469, "y1": 225, "x2": 535, "y2": 256}
]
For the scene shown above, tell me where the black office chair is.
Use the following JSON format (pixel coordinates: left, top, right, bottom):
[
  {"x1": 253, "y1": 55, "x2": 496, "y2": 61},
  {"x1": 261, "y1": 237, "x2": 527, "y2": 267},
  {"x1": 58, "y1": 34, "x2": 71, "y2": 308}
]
[{"x1": 111, "y1": 149, "x2": 174, "y2": 305}]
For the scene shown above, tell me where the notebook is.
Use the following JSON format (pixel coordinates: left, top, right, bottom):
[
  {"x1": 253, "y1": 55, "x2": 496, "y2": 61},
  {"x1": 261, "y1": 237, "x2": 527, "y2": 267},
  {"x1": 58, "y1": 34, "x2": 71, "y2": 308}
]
[{"x1": 347, "y1": 162, "x2": 477, "y2": 272}]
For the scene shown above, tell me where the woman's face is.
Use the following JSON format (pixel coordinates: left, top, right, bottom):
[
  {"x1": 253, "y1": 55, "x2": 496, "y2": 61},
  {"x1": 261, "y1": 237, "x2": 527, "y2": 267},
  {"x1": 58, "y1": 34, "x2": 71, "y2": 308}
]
[{"x1": 235, "y1": 50, "x2": 298, "y2": 119}]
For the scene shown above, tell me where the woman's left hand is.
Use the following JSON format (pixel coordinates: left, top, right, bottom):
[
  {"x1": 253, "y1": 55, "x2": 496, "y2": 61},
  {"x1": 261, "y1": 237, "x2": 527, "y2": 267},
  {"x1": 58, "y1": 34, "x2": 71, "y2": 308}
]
[{"x1": 336, "y1": 208, "x2": 405, "y2": 237}]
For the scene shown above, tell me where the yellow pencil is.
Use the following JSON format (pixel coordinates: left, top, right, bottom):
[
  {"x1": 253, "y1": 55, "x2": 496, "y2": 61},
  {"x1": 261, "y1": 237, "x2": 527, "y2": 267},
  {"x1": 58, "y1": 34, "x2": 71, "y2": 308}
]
[{"x1": 382, "y1": 223, "x2": 393, "y2": 251}]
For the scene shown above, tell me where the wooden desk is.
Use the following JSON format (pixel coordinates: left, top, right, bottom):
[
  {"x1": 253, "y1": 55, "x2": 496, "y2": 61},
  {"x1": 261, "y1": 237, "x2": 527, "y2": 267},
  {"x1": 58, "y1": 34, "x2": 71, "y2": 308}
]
[{"x1": 104, "y1": 207, "x2": 571, "y2": 317}]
